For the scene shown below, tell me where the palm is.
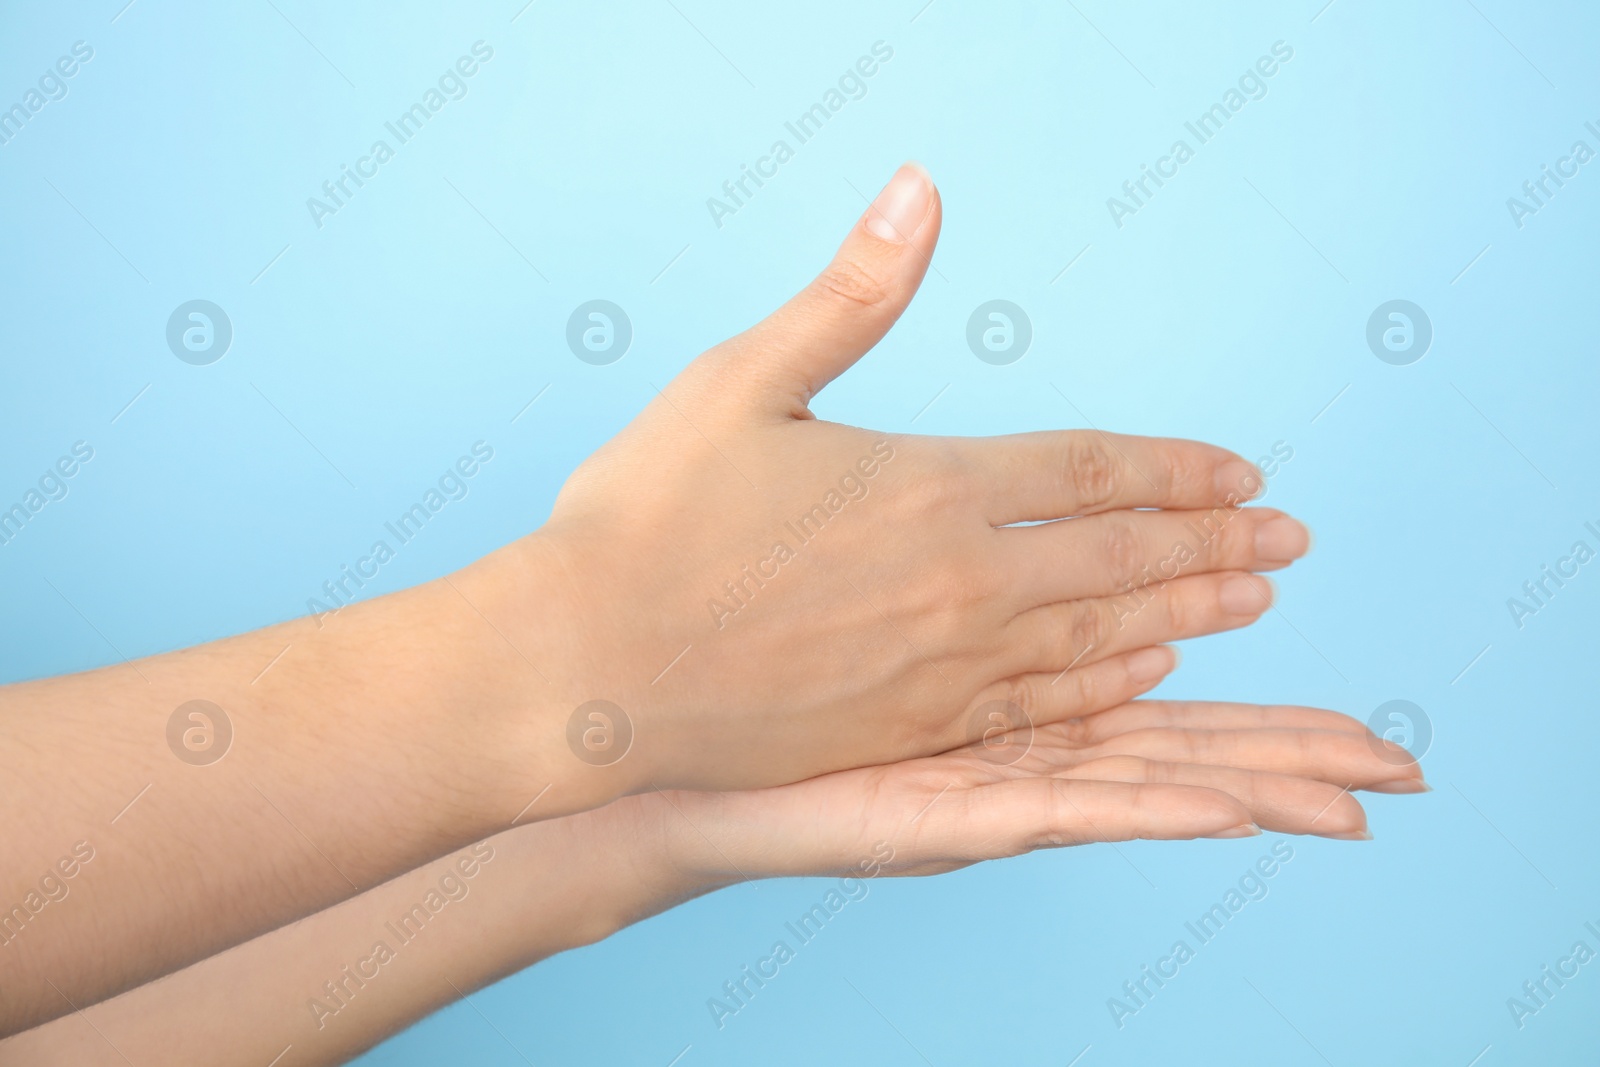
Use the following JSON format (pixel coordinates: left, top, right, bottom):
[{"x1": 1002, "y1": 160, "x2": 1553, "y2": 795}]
[{"x1": 699, "y1": 700, "x2": 1422, "y2": 880}]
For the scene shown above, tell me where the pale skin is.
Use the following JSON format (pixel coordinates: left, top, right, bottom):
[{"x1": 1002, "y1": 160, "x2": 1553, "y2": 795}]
[
  {"x1": 0, "y1": 163, "x2": 1392, "y2": 1035},
  {"x1": 3, "y1": 697, "x2": 1421, "y2": 1066}
]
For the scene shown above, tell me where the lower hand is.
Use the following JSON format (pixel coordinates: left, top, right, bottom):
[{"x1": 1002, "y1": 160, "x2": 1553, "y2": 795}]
[{"x1": 630, "y1": 698, "x2": 1425, "y2": 889}]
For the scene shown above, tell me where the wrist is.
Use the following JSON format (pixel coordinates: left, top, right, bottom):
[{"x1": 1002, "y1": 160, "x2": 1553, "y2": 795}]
[
  {"x1": 658, "y1": 779, "x2": 900, "y2": 884},
  {"x1": 494, "y1": 794, "x2": 744, "y2": 953},
  {"x1": 442, "y1": 530, "x2": 642, "y2": 826},
  {"x1": 642, "y1": 787, "x2": 822, "y2": 885}
]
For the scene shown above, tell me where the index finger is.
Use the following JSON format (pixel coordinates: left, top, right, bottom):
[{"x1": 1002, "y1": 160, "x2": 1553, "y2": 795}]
[{"x1": 958, "y1": 429, "x2": 1263, "y2": 524}]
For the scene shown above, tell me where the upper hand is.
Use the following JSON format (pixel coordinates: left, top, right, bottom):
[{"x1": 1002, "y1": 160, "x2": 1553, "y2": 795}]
[{"x1": 461, "y1": 164, "x2": 1310, "y2": 801}]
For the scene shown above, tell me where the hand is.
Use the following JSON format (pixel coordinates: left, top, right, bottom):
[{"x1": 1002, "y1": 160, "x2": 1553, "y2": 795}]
[
  {"x1": 464, "y1": 163, "x2": 1312, "y2": 800},
  {"x1": 641, "y1": 699, "x2": 1427, "y2": 888}
]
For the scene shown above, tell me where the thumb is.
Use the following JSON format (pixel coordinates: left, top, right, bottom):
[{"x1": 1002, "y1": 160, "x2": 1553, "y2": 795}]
[{"x1": 720, "y1": 162, "x2": 941, "y2": 415}]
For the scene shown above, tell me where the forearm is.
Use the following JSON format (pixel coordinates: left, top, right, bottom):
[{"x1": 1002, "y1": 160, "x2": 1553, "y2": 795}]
[
  {"x1": 0, "y1": 536, "x2": 619, "y2": 1034},
  {"x1": 0, "y1": 796, "x2": 728, "y2": 1067}
]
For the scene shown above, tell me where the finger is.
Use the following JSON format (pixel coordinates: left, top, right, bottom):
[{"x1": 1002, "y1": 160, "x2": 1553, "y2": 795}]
[
  {"x1": 1042, "y1": 700, "x2": 1371, "y2": 748},
  {"x1": 1004, "y1": 571, "x2": 1275, "y2": 676},
  {"x1": 699, "y1": 163, "x2": 942, "y2": 415},
  {"x1": 999, "y1": 506, "x2": 1310, "y2": 605},
  {"x1": 960, "y1": 429, "x2": 1265, "y2": 525},
  {"x1": 1061, "y1": 756, "x2": 1371, "y2": 839},
  {"x1": 1069, "y1": 727, "x2": 1425, "y2": 791},
  {"x1": 932, "y1": 778, "x2": 1256, "y2": 860},
  {"x1": 959, "y1": 646, "x2": 1179, "y2": 753}
]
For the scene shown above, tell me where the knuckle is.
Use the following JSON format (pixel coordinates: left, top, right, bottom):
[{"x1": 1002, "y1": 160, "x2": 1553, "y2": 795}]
[
  {"x1": 1063, "y1": 435, "x2": 1122, "y2": 510},
  {"x1": 913, "y1": 569, "x2": 1000, "y2": 659},
  {"x1": 1061, "y1": 715, "x2": 1094, "y2": 747},
  {"x1": 1212, "y1": 507, "x2": 1254, "y2": 565},
  {"x1": 1068, "y1": 601, "x2": 1107, "y2": 657},
  {"x1": 814, "y1": 258, "x2": 890, "y2": 309},
  {"x1": 931, "y1": 558, "x2": 994, "y2": 618},
  {"x1": 1100, "y1": 515, "x2": 1145, "y2": 589},
  {"x1": 961, "y1": 560, "x2": 1004, "y2": 605},
  {"x1": 1177, "y1": 505, "x2": 1233, "y2": 570},
  {"x1": 892, "y1": 445, "x2": 970, "y2": 518},
  {"x1": 1159, "y1": 443, "x2": 1206, "y2": 499},
  {"x1": 1069, "y1": 662, "x2": 1100, "y2": 714},
  {"x1": 1175, "y1": 729, "x2": 1205, "y2": 763},
  {"x1": 1027, "y1": 791, "x2": 1078, "y2": 852},
  {"x1": 1127, "y1": 782, "x2": 1180, "y2": 839},
  {"x1": 1161, "y1": 582, "x2": 1196, "y2": 637},
  {"x1": 998, "y1": 673, "x2": 1042, "y2": 717},
  {"x1": 904, "y1": 477, "x2": 963, "y2": 520}
]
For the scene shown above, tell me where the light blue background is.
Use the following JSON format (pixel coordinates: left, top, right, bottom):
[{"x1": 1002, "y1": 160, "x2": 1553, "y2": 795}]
[{"x1": 3, "y1": 0, "x2": 1597, "y2": 1063}]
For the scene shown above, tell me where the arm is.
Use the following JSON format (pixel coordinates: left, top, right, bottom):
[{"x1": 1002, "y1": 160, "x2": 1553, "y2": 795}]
[
  {"x1": 0, "y1": 797, "x2": 710, "y2": 1067},
  {"x1": 1, "y1": 698, "x2": 1422, "y2": 1067},
  {"x1": 1, "y1": 163, "x2": 1311, "y2": 1032}
]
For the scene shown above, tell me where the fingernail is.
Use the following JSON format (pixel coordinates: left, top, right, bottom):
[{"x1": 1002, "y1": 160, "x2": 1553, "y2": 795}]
[
  {"x1": 865, "y1": 163, "x2": 933, "y2": 242},
  {"x1": 1126, "y1": 645, "x2": 1177, "y2": 683},
  {"x1": 1366, "y1": 778, "x2": 1432, "y2": 794},
  {"x1": 1204, "y1": 823, "x2": 1261, "y2": 839},
  {"x1": 1320, "y1": 829, "x2": 1374, "y2": 841},
  {"x1": 1220, "y1": 574, "x2": 1274, "y2": 615},
  {"x1": 1255, "y1": 516, "x2": 1311, "y2": 563},
  {"x1": 1215, "y1": 460, "x2": 1263, "y2": 501}
]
